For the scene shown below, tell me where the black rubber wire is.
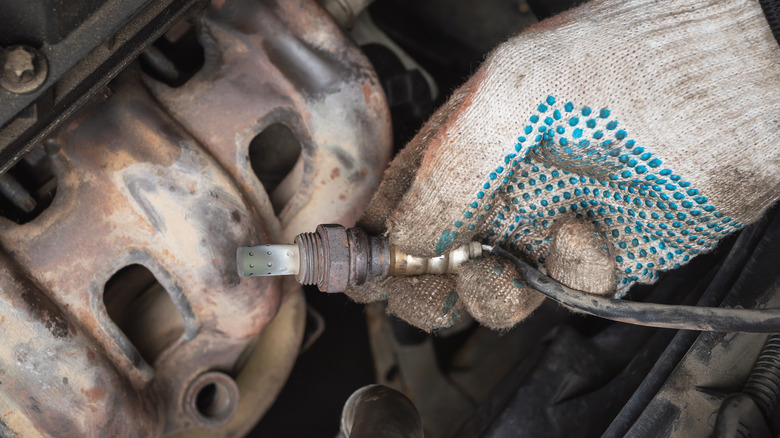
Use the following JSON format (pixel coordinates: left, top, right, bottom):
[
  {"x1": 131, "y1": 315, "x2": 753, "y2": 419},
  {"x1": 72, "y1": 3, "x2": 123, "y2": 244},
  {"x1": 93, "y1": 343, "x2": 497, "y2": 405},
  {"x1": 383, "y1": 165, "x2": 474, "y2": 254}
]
[
  {"x1": 490, "y1": 246, "x2": 780, "y2": 333},
  {"x1": 759, "y1": 0, "x2": 780, "y2": 47}
]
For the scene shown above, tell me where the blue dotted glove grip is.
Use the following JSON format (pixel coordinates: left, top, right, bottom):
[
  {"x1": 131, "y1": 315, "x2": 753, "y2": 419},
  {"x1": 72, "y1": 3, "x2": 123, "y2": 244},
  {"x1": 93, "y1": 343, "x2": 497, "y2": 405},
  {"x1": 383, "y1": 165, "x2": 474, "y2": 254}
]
[{"x1": 436, "y1": 96, "x2": 742, "y2": 295}]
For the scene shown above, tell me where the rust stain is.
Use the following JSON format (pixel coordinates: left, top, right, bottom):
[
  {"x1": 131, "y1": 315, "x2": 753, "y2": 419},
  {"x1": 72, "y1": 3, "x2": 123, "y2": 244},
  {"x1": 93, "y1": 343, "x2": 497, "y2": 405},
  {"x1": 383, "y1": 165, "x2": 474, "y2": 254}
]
[
  {"x1": 362, "y1": 83, "x2": 372, "y2": 106},
  {"x1": 83, "y1": 386, "x2": 105, "y2": 403},
  {"x1": 330, "y1": 167, "x2": 340, "y2": 180},
  {"x1": 17, "y1": 287, "x2": 69, "y2": 339}
]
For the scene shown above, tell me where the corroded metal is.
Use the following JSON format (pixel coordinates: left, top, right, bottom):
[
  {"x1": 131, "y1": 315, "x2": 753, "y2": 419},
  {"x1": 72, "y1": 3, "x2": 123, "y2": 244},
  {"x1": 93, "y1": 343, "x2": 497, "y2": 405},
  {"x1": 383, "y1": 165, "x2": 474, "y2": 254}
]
[
  {"x1": 0, "y1": 249, "x2": 161, "y2": 437},
  {"x1": 146, "y1": 0, "x2": 392, "y2": 244},
  {"x1": 0, "y1": 74, "x2": 284, "y2": 436},
  {"x1": 0, "y1": 0, "x2": 391, "y2": 435}
]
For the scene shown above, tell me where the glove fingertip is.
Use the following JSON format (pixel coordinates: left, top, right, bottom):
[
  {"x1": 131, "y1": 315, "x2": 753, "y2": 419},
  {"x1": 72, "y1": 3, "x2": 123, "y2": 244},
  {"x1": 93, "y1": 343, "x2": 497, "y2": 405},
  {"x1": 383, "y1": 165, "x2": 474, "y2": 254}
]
[
  {"x1": 385, "y1": 275, "x2": 462, "y2": 332},
  {"x1": 345, "y1": 278, "x2": 391, "y2": 304},
  {"x1": 546, "y1": 217, "x2": 617, "y2": 295},
  {"x1": 456, "y1": 256, "x2": 545, "y2": 330}
]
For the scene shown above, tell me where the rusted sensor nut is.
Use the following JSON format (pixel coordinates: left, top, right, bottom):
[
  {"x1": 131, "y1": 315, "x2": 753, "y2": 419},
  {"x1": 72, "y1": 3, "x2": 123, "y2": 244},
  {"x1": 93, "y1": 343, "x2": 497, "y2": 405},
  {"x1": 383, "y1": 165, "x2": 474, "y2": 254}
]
[{"x1": 294, "y1": 224, "x2": 389, "y2": 293}]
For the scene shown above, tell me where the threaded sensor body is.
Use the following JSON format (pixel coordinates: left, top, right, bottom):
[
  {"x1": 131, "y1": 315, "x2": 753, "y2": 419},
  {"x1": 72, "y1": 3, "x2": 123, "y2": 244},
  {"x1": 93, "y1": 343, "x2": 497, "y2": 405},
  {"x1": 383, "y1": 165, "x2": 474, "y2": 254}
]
[{"x1": 237, "y1": 224, "x2": 484, "y2": 293}]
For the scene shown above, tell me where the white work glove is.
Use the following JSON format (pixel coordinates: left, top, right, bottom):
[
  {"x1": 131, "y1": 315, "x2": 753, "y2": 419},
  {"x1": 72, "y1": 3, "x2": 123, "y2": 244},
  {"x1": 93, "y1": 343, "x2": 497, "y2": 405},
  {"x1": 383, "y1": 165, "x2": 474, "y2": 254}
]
[{"x1": 347, "y1": 0, "x2": 780, "y2": 331}]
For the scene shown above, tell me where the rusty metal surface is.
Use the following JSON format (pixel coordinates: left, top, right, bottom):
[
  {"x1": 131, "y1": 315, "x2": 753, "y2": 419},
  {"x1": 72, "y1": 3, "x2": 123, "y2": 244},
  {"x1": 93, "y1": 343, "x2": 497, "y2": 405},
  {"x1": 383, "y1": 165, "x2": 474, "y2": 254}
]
[
  {"x1": 292, "y1": 225, "x2": 391, "y2": 293},
  {"x1": 0, "y1": 0, "x2": 391, "y2": 435},
  {"x1": 0, "y1": 73, "x2": 282, "y2": 436},
  {"x1": 146, "y1": 0, "x2": 392, "y2": 243},
  {"x1": 0, "y1": 249, "x2": 161, "y2": 437}
]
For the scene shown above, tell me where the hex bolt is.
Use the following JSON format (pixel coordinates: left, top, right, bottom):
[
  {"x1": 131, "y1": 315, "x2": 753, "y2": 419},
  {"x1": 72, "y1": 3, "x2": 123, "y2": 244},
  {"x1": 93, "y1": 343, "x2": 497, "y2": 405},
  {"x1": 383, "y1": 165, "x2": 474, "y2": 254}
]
[{"x1": 0, "y1": 45, "x2": 48, "y2": 94}]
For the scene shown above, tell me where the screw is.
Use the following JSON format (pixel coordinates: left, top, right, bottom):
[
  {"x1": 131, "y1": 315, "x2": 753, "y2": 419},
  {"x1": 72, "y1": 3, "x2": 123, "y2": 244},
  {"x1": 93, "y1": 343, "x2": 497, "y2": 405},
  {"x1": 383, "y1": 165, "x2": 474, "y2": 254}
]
[{"x1": 1, "y1": 45, "x2": 48, "y2": 94}]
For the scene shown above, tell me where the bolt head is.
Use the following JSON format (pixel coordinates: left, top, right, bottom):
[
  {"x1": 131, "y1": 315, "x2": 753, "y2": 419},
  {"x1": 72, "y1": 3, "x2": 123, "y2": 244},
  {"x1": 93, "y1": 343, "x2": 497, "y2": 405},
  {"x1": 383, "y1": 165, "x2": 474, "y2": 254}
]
[
  {"x1": 5, "y1": 47, "x2": 36, "y2": 80},
  {"x1": 1, "y1": 45, "x2": 48, "y2": 94}
]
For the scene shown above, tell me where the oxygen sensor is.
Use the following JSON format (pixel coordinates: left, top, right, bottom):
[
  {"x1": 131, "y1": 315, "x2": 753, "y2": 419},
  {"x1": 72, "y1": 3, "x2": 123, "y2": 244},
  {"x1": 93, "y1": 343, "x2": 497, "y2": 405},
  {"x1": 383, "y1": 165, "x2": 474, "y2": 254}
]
[
  {"x1": 237, "y1": 224, "x2": 780, "y2": 333},
  {"x1": 236, "y1": 224, "x2": 484, "y2": 293}
]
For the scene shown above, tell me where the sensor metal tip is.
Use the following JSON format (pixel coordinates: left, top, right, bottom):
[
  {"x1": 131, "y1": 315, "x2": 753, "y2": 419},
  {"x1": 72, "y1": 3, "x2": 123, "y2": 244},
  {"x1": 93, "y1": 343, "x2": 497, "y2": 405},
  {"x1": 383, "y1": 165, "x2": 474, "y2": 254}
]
[{"x1": 237, "y1": 244, "x2": 299, "y2": 277}]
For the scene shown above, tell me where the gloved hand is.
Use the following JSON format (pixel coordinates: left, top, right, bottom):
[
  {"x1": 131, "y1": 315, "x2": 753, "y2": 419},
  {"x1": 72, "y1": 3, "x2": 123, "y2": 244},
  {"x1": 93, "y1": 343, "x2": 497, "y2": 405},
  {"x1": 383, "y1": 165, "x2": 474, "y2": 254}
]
[{"x1": 347, "y1": 0, "x2": 780, "y2": 331}]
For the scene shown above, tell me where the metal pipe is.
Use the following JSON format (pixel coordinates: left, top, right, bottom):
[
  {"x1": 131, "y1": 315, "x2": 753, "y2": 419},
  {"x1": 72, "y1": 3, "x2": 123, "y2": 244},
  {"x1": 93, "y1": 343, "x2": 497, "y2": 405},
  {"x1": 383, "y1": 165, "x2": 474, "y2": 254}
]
[
  {"x1": 340, "y1": 384, "x2": 423, "y2": 438},
  {"x1": 0, "y1": 173, "x2": 36, "y2": 213},
  {"x1": 319, "y1": 0, "x2": 374, "y2": 28}
]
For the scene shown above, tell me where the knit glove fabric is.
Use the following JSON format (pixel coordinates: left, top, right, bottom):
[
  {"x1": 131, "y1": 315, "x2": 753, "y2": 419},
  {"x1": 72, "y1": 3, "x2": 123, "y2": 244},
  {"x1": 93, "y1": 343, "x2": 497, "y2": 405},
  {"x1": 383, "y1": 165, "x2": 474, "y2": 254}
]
[{"x1": 347, "y1": 0, "x2": 780, "y2": 331}]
